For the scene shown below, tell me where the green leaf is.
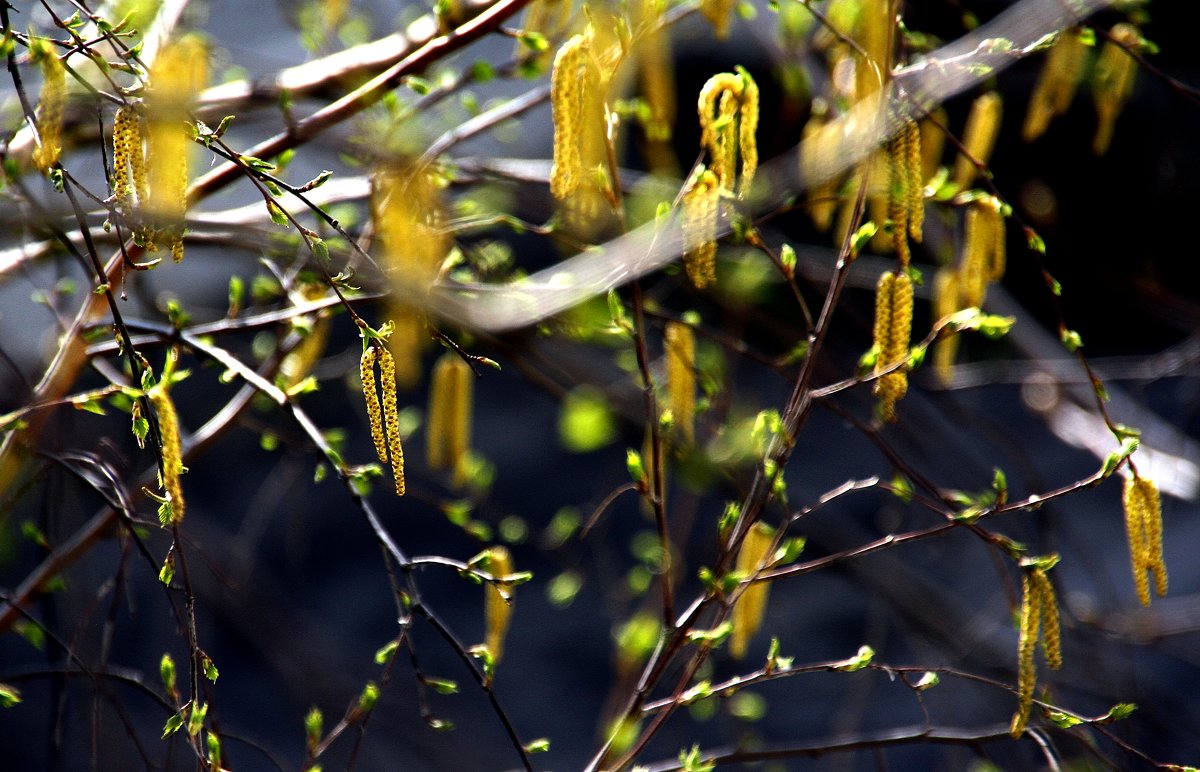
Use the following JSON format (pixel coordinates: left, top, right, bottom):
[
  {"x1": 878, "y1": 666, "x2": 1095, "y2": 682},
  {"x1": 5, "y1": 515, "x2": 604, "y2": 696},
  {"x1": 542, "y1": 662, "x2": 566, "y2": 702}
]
[
  {"x1": 524, "y1": 738, "x2": 551, "y2": 754},
  {"x1": 160, "y1": 653, "x2": 176, "y2": 693},
  {"x1": 546, "y1": 570, "x2": 583, "y2": 608},
  {"x1": 305, "y1": 706, "x2": 323, "y2": 747},
  {"x1": 357, "y1": 682, "x2": 380, "y2": 713},
  {"x1": 686, "y1": 621, "x2": 733, "y2": 646},
  {"x1": 625, "y1": 448, "x2": 646, "y2": 487},
  {"x1": 1060, "y1": 328, "x2": 1083, "y2": 352},
  {"x1": 374, "y1": 640, "x2": 400, "y2": 664},
  {"x1": 1099, "y1": 702, "x2": 1137, "y2": 723},
  {"x1": 558, "y1": 387, "x2": 617, "y2": 453},
  {"x1": 201, "y1": 654, "x2": 219, "y2": 683},
  {"x1": 0, "y1": 684, "x2": 21, "y2": 707},
  {"x1": 423, "y1": 676, "x2": 459, "y2": 695},
  {"x1": 833, "y1": 644, "x2": 875, "y2": 671},
  {"x1": 162, "y1": 710, "x2": 185, "y2": 738},
  {"x1": 850, "y1": 222, "x2": 878, "y2": 256},
  {"x1": 1046, "y1": 709, "x2": 1084, "y2": 728},
  {"x1": 914, "y1": 671, "x2": 940, "y2": 690}
]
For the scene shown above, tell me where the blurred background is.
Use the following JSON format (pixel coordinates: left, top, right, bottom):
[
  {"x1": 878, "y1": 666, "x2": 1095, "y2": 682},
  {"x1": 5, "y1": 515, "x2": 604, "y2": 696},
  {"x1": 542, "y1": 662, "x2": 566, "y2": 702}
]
[{"x1": 2, "y1": 0, "x2": 1200, "y2": 769}]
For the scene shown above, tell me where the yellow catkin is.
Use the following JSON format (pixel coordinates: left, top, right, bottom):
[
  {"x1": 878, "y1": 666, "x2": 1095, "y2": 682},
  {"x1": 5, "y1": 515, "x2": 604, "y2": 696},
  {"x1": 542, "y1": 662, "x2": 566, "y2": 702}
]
[
  {"x1": 1031, "y1": 569, "x2": 1062, "y2": 670},
  {"x1": 641, "y1": 426, "x2": 667, "y2": 517},
  {"x1": 952, "y1": 92, "x2": 1003, "y2": 189},
  {"x1": 31, "y1": 41, "x2": 66, "y2": 173},
  {"x1": 374, "y1": 166, "x2": 448, "y2": 388},
  {"x1": 700, "y1": 0, "x2": 736, "y2": 39},
  {"x1": 904, "y1": 120, "x2": 924, "y2": 242},
  {"x1": 377, "y1": 348, "x2": 406, "y2": 496},
  {"x1": 485, "y1": 546, "x2": 515, "y2": 662},
  {"x1": 550, "y1": 34, "x2": 590, "y2": 201},
  {"x1": 918, "y1": 107, "x2": 947, "y2": 183},
  {"x1": 960, "y1": 203, "x2": 991, "y2": 309},
  {"x1": 112, "y1": 106, "x2": 141, "y2": 213},
  {"x1": 730, "y1": 521, "x2": 775, "y2": 659},
  {"x1": 1092, "y1": 24, "x2": 1140, "y2": 156},
  {"x1": 932, "y1": 267, "x2": 961, "y2": 385},
  {"x1": 280, "y1": 285, "x2": 332, "y2": 388},
  {"x1": 664, "y1": 322, "x2": 696, "y2": 444},
  {"x1": 148, "y1": 385, "x2": 185, "y2": 525},
  {"x1": 361, "y1": 346, "x2": 389, "y2": 468},
  {"x1": 853, "y1": 0, "x2": 892, "y2": 100},
  {"x1": 886, "y1": 130, "x2": 911, "y2": 268},
  {"x1": 636, "y1": 0, "x2": 676, "y2": 144},
  {"x1": 985, "y1": 197, "x2": 1007, "y2": 282},
  {"x1": 147, "y1": 35, "x2": 206, "y2": 261},
  {"x1": 1010, "y1": 571, "x2": 1042, "y2": 738},
  {"x1": 873, "y1": 271, "x2": 912, "y2": 421},
  {"x1": 802, "y1": 102, "x2": 839, "y2": 231},
  {"x1": 1023, "y1": 29, "x2": 1090, "y2": 142},
  {"x1": 1124, "y1": 476, "x2": 1167, "y2": 604},
  {"x1": 427, "y1": 353, "x2": 474, "y2": 487},
  {"x1": 681, "y1": 168, "x2": 720, "y2": 288},
  {"x1": 697, "y1": 71, "x2": 757, "y2": 198}
]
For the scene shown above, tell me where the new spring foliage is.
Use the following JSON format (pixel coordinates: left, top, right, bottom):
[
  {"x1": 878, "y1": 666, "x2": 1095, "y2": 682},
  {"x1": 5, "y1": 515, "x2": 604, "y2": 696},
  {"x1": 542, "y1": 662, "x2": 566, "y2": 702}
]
[
  {"x1": 1122, "y1": 475, "x2": 1167, "y2": 606},
  {"x1": 730, "y1": 521, "x2": 774, "y2": 659},
  {"x1": 427, "y1": 352, "x2": 474, "y2": 488}
]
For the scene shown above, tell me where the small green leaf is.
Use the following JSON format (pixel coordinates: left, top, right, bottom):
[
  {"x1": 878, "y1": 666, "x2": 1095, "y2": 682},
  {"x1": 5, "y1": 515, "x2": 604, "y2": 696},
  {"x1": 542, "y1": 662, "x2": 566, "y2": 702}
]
[
  {"x1": 849, "y1": 222, "x2": 878, "y2": 256},
  {"x1": 0, "y1": 684, "x2": 21, "y2": 707},
  {"x1": 423, "y1": 676, "x2": 459, "y2": 695},
  {"x1": 357, "y1": 682, "x2": 380, "y2": 713},
  {"x1": 833, "y1": 644, "x2": 875, "y2": 671},
  {"x1": 201, "y1": 654, "x2": 219, "y2": 683},
  {"x1": 914, "y1": 671, "x2": 939, "y2": 690},
  {"x1": 162, "y1": 710, "x2": 185, "y2": 738},
  {"x1": 160, "y1": 653, "x2": 176, "y2": 694},
  {"x1": 625, "y1": 448, "x2": 646, "y2": 487},
  {"x1": 305, "y1": 706, "x2": 323, "y2": 748},
  {"x1": 685, "y1": 621, "x2": 733, "y2": 646},
  {"x1": 1046, "y1": 709, "x2": 1084, "y2": 728},
  {"x1": 524, "y1": 738, "x2": 551, "y2": 754},
  {"x1": 1060, "y1": 328, "x2": 1083, "y2": 352},
  {"x1": 374, "y1": 640, "x2": 400, "y2": 664}
]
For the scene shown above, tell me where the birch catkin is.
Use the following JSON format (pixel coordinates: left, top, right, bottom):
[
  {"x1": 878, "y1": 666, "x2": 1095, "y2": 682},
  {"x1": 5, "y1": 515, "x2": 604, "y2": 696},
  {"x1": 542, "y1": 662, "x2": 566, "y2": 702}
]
[
  {"x1": 1010, "y1": 571, "x2": 1042, "y2": 737},
  {"x1": 872, "y1": 271, "x2": 912, "y2": 421},
  {"x1": 427, "y1": 352, "x2": 474, "y2": 487},
  {"x1": 1123, "y1": 475, "x2": 1167, "y2": 605},
  {"x1": 952, "y1": 92, "x2": 1002, "y2": 189},
  {"x1": 485, "y1": 546, "x2": 515, "y2": 662},
  {"x1": 550, "y1": 34, "x2": 590, "y2": 201},
  {"x1": 1093, "y1": 24, "x2": 1140, "y2": 155},
  {"x1": 31, "y1": 42, "x2": 66, "y2": 174},
  {"x1": 664, "y1": 322, "x2": 696, "y2": 444},
  {"x1": 361, "y1": 344, "x2": 406, "y2": 496},
  {"x1": 1023, "y1": 29, "x2": 1090, "y2": 142},
  {"x1": 681, "y1": 168, "x2": 720, "y2": 288},
  {"x1": 697, "y1": 71, "x2": 759, "y2": 198},
  {"x1": 730, "y1": 521, "x2": 774, "y2": 659},
  {"x1": 147, "y1": 384, "x2": 185, "y2": 526}
]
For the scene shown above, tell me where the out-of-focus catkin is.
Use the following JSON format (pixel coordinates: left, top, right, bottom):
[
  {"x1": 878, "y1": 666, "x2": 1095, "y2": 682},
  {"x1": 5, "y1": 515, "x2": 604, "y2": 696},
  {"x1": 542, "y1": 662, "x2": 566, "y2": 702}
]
[
  {"x1": 1092, "y1": 24, "x2": 1140, "y2": 155},
  {"x1": 1031, "y1": 568, "x2": 1062, "y2": 670},
  {"x1": 484, "y1": 546, "x2": 515, "y2": 662},
  {"x1": 700, "y1": 0, "x2": 736, "y2": 39},
  {"x1": 730, "y1": 521, "x2": 775, "y2": 659},
  {"x1": 427, "y1": 352, "x2": 474, "y2": 488},
  {"x1": 32, "y1": 41, "x2": 66, "y2": 174},
  {"x1": 1023, "y1": 29, "x2": 1090, "y2": 142},
  {"x1": 146, "y1": 35, "x2": 207, "y2": 262},
  {"x1": 681, "y1": 168, "x2": 720, "y2": 288},
  {"x1": 664, "y1": 322, "x2": 695, "y2": 444},
  {"x1": 636, "y1": 0, "x2": 676, "y2": 144},
  {"x1": 952, "y1": 92, "x2": 1002, "y2": 189},
  {"x1": 932, "y1": 267, "x2": 961, "y2": 385}
]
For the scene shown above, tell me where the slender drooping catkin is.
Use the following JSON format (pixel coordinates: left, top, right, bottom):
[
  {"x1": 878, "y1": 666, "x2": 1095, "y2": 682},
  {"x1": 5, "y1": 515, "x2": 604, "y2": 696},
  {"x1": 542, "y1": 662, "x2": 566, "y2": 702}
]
[
  {"x1": 636, "y1": 0, "x2": 676, "y2": 143},
  {"x1": 952, "y1": 92, "x2": 1002, "y2": 189},
  {"x1": 700, "y1": 0, "x2": 736, "y2": 39},
  {"x1": 886, "y1": 129, "x2": 911, "y2": 268},
  {"x1": 112, "y1": 106, "x2": 145, "y2": 214},
  {"x1": 1123, "y1": 475, "x2": 1167, "y2": 605},
  {"x1": 1009, "y1": 571, "x2": 1042, "y2": 738},
  {"x1": 427, "y1": 352, "x2": 474, "y2": 487},
  {"x1": 664, "y1": 322, "x2": 696, "y2": 444},
  {"x1": 1092, "y1": 24, "x2": 1140, "y2": 155},
  {"x1": 32, "y1": 42, "x2": 66, "y2": 174},
  {"x1": 872, "y1": 271, "x2": 912, "y2": 421},
  {"x1": 681, "y1": 168, "x2": 720, "y2": 288},
  {"x1": 550, "y1": 34, "x2": 590, "y2": 201},
  {"x1": 730, "y1": 521, "x2": 774, "y2": 659},
  {"x1": 904, "y1": 119, "x2": 924, "y2": 242},
  {"x1": 1023, "y1": 29, "x2": 1090, "y2": 142},
  {"x1": 361, "y1": 346, "x2": 388, "y2": 467},
  {"x1": 148, "y1": 385, "x2": 185, "y2": 525},
  {"x1": 801, "y1": 102, "x2": 839, "y2": 232},
  {"x1": 1031, "y1": 569, "x2": 1062, "y2": 670},
  {"x1": 485, "y1": 546, "x2": 515, "y2": 662},
  {"x1": 932, "y1": 267, "x2": 961, "y2": 385},
  {"x1": 377, "y1": 348, "x2": 406, "y2": 496}
]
